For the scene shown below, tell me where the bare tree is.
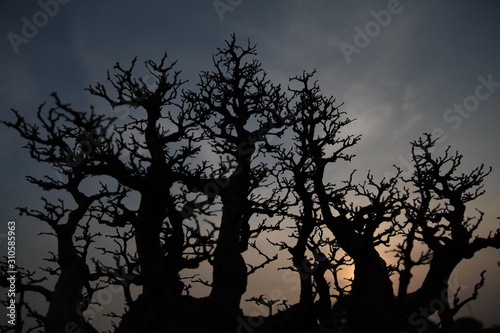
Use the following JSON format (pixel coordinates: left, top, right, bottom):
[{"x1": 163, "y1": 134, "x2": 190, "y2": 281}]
[
  {"x1": 272, "y1": 70, "x2": 500, "y2": 332},
  {"x1": 399, "y1": 135, "x2": 500, "y2": 333},
  {"x1": 267, "y1": 70, "x2": 358, "y2": 331},
  {"x1": 182, "y1": 34, "x2": 286, "y2": 331},
  {"x1": 2, "y1": 93, "x2": 123, "y2": 333},
  {"x1": 3, "y1": 37, "x2": 499, "y2": 333}
]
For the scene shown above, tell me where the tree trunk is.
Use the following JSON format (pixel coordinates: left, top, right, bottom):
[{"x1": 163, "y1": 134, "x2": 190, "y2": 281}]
[
  {"x1": 400, "y1": 252, "x2": 461, "y2": 332},
  {"x1": 324, "y1": 219, "x2": 397, "y2": 331},
  {"x1": 45, "y1": 227, "x2": 90, "y2": 333},
  {"x1": 207, "y1": 193, "x2": 248, "y2": 332},
  {"x1": 347, "y1": 246, "x2": 397, "y2": 332},
  {"x1": 314, "y1": 259, "x2": 335, "y2": 329},
  {"x1": 290, "y1": 227, "x2": 314, "y2": 309},
  {"x1": 290, "y1": 180, "x2": 316, "y2": 327},
  {"x1": 117, "y1": 191, "x2": 182, "y2": 332}
]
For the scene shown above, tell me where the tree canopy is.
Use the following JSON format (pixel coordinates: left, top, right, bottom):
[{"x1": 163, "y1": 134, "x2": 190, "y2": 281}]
[{"x1": 2, "y1": 35, "x2": 500, "y2": 333}]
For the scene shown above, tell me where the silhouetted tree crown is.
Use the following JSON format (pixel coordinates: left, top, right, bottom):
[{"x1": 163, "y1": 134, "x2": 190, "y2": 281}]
[{"x1": 2, "y1": 35, "x2": 499, "y2": 333}]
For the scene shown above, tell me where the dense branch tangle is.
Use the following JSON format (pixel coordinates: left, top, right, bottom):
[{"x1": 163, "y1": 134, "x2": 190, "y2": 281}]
[{"x1": 2, "y1": 36, "x2": 500, "y2": 333}]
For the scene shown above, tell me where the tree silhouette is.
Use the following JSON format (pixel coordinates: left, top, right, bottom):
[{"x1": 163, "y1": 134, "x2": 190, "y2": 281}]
[
  {"x1": 180, "y1": 36, "x2": 286, "y2": 332},
  {"x1": 2, "y1": 35, "x2": 500, "y2": 333},
  {"x1": 455, "y1": 316, "x2": 483, "y2": 332}
]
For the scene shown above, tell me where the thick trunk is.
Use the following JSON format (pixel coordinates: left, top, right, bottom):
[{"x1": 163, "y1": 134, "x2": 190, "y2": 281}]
[
  {"x1": 290, "y1": 180, "x2": 316, "y2": 322},
  {"x1": 206, "y1": 153, "x2": 255, "y2": 331},
  {"x1": 414, "y1": 253, "x2": 458, "y2": 306},
  {"x1": 299, "y1": 273, "x2": 314, "y2": 308},
  {"x1": 45, "y1": 228, "x2": 90, "y2": 333},
  {"x1": 400, "y1": 252, "x2": 461, "y2": 332},
  {"x1": 290, "y1": 229, "x2": 314, "y2": 309},
  {"x1": 208, "y1": 194, "x2": 248, "y2": 332},
  {"x1": 325, "y1": 220, "x2": 396, "y2": 331},
  {"x1": 295, "y1": 265, "x2": 315, "y2": 330},
  {"x1": 135, "y1": 192, "x2": 169, "y2": 299},
  {"x1": 318, "y1": 166, "x2": 396, "y2": 331},
  {"x1": 283, "y1": 219, "x2": 316, "y2": 330},
  {"x1": 313, "y1": 259, "x2": 335, "y2": 329},
  {"x1": 117, "y1": 191, "x2": 183, "y2": 333},
  {"x1": 348, "y1": 246, "x2": 396, "y2": 332}
]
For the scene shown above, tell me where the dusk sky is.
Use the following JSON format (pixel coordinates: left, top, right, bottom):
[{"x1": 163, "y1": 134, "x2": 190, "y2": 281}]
[{"x1": 1, "y1": 0, "x2": 499, "y2": 329}]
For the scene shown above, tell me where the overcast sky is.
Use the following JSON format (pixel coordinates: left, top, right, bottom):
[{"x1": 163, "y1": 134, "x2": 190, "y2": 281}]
[{"x1": 1, "y1": 0, "x2": 499, "y2": 329}]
